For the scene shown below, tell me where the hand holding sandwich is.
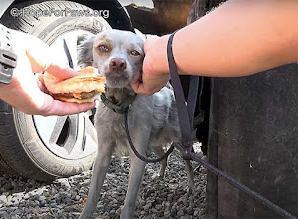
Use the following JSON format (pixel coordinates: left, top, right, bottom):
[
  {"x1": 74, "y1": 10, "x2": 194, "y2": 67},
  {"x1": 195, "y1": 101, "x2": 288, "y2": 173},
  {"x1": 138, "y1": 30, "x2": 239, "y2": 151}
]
[{"x1": 0, "y1": 28, "x2": 95, "y2": 116}]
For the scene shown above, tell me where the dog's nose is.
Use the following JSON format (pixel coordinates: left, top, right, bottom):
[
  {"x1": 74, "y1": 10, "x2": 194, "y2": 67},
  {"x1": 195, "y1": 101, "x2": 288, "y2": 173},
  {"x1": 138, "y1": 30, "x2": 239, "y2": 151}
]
[{"x1": 109, "y1": 58, "x2": 127, "y2": 71}]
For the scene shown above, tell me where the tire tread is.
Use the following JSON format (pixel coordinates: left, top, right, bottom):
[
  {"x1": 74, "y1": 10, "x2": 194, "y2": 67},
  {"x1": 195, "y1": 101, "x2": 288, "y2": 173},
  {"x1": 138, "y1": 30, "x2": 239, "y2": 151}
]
[{"x1": 0, "y1": 0, "x2": 108, "y2": 181}]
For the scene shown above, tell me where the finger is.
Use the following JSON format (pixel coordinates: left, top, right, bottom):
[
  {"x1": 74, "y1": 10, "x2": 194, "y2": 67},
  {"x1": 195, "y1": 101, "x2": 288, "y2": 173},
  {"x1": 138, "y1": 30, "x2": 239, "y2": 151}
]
[
  {"x1": 131, "y1": 80, "x2": 141, "y2": 94},
  {"x1": 25, "y1": 49, "x2": 50, "y2": 73},
  {"x1": 26, "y1": 48, "x2": 78, "y2": 80},
  {"x1": 10, "y1": 29, "x2": 51, "y2": 73},
  {"x1": 45, "y1": 65, "x2": 78, "y2": 80},
  {"x1": 26, "y1": 49, "x2": 78, "y2": 79},
  {"x1": 131, "y1": 82, "x2": 154, "y2": 96},
  {"x1": 131, "y1": 73, "x2": 143, "y2": 93},
  {"x1": 130, "y1": 73, "x2": 158, "y2": 96},
  {"x1": 12, "y1": 30, "x2": 78, "y2": 80},
  {"x1": 37, "y1": 79, "x2": 49, "y2": 94},
  {"x1": 48, "y1": 101, "x2": 95, "y2": 116},
  {"x1": 41, "y1": 97, "x2": 95, "y2": 116}
]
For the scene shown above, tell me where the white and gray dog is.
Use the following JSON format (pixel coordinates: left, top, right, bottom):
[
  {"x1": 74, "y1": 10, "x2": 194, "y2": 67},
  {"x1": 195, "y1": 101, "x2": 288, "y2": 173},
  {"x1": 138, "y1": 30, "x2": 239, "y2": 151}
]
[{"x1": 78, "y1": 29, "x2": 194, "y2": 219}]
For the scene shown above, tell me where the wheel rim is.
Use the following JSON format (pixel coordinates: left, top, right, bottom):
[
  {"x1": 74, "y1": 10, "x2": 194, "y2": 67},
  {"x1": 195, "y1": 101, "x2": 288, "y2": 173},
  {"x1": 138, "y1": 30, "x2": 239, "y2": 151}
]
[{"x1": 33, "y1": 30, "x2": 98, "y2": 160}]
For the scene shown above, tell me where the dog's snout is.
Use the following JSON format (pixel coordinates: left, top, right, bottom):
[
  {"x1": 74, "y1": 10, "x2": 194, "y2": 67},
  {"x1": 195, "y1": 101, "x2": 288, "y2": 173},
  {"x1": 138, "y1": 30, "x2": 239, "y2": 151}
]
[{"x1": 109, "y1": 58, "x2": 127, "y2": 71}]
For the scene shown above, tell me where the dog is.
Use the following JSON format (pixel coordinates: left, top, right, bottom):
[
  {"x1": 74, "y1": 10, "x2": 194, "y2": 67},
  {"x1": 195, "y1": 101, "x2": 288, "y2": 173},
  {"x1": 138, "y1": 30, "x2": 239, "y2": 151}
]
[{"x1": 78, "y1": 29, "x2": 194, "y2": 219}]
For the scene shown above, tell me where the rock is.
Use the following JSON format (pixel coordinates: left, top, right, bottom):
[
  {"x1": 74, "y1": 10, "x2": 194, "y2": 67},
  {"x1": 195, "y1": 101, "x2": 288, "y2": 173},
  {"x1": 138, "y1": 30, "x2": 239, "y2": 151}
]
[
  {"x1": 0, "y1": 151, "x2": 206, "y2": 218},
  {"x1": 140, "y1": 210, "x2": 146, "y2": 215},
  {"x1": 6, "y1": 207, "x2": 18, "y2": 213},
  {"x1": 177, "y1": 208, "x2": 185, "y2": 217},
  {"x1": 50, "y1": 202, "x2": 57, "y2": 208},
  {"x1": 3, "y1": 183, "x2": 13, "y2": 190},
  {"x1": 0, "y1": 211, "x2": 10, "y2": 219},
  {"x1": 155, "y1": 204, "x2": 162, "y2": 210},
  {"x1": 0, "y1": 195, "x2": 7, "y2": 203},
  {"x1": 59, "y1": 192, "x2": 68, "y2": 198},
  {"x1": 38, "y1": 195, "x2": 47, "y2": 202},
  {"x1": 97, "y1": 204, "x2": 104, "y2": 209},
  {"x1": 6, "y1": 202, "x2": 13, "y2": 207},
  {"x1": 143, "y1": 203, "x2": 152, "y2": 211}
]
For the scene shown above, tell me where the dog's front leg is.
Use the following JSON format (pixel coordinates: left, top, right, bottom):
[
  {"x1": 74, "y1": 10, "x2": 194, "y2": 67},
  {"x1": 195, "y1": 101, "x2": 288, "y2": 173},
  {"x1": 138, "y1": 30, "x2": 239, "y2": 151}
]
[
  {"x1": 121, "y1": 154, "x2": 146, "y2": 219},
  {"x1": 79, "y1": 141, "x2": 114, "y2": 219},
  {"x1": 120, "y1": 136, "x2": 148, "y2": 219},
  {"x1": 184, "y1": 159, "x2": 194, "y2": 190},
  {"x1": 155, "y1": 145, "x2": 168, "y2": 179}
]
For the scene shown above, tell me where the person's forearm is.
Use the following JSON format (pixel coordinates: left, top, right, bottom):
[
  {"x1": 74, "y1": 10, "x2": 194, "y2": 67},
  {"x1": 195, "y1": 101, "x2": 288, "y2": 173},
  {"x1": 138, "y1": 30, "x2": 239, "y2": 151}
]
[{"x1": 171, "y1": 0, "x2": 298, "y2": 77}]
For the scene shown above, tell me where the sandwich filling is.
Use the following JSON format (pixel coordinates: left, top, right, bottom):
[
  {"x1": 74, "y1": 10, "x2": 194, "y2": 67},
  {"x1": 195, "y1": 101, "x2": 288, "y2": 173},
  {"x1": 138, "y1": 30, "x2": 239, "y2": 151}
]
[{"x1": 52, "y1": 90, "x2": 99, "y2": 100}]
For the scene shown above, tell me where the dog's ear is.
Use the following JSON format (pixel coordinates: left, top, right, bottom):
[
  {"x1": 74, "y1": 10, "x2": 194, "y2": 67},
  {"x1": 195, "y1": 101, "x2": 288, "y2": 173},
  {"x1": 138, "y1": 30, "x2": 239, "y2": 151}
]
[
  {"x1": 134, "y1": 28, "x2": 159, "y2": 43},
  {"x1": 77, "y1": 35, "x2": 95, "y2": 68},
  {"x1": 134, "y1": 29, "x2": 147, "y2": 42}
]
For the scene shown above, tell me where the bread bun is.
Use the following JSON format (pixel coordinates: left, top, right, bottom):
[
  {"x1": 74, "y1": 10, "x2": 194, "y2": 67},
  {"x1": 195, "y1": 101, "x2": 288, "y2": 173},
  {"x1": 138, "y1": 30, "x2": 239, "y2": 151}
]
[{"x1": 40, "y1": 67, "x2": 106, "y2": 103}]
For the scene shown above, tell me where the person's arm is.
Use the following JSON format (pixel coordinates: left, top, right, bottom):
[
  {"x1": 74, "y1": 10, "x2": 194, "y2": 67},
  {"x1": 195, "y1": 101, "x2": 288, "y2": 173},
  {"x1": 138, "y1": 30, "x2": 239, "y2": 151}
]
[
  {"x1": 0, "y1": 28, "x2": 94, "y2": 116},
  {"x1": 132, "y1": 0, "x2": 298, "y2": 95}
]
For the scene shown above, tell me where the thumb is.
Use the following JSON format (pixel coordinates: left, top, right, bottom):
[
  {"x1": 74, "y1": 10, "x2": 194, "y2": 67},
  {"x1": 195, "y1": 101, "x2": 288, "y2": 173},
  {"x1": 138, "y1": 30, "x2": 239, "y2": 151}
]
[
  {"x1": 25, "y1": 48, "x2": 78, "y2": 80},
  {"x1": 131, "y1": 73, "x2": 142, "y2": 93},
  {"x1": 45, "y1": 64, "x2": 78, "y2": 80},
  {"x1": 11, "y1": 29, "x2": 77, "y2": 80}
]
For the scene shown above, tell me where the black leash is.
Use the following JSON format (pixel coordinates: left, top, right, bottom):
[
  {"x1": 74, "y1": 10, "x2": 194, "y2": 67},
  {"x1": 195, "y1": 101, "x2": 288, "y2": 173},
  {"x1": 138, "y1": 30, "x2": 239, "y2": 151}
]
[
  {"x1": 123, "y1": 30, "x2": 296, "y2": 218},
  {"x1": 124, "y1": 108, "x2": 175, "y2": 163},
  {"x1": 166, "y1": 31, "x2": 296, "y2": 219},
  {"x1": 167, "y1": 30, "x2": 198, "y2": 160}
]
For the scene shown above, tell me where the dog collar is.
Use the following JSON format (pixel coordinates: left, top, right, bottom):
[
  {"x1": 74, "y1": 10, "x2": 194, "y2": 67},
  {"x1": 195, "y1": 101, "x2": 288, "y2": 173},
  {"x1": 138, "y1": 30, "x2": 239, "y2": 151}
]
[{"x1": 100, "y1": 93, "x2": 136, "y2": 114}]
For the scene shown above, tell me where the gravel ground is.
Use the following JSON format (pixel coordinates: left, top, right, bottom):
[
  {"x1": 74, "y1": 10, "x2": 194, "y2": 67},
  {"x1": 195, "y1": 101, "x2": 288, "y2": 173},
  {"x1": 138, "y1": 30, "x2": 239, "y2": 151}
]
[{"x1": 0, "y1": 150, "x2": 207, "y2": 219}]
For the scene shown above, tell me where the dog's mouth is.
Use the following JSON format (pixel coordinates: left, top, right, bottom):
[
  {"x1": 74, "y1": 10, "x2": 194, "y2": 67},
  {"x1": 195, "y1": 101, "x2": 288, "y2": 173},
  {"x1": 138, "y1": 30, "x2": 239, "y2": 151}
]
[
  {"x1": 98, "y1": 58, "x2": 141, "y2": 89},
  {"x1": 103, "y1": 70, "x2": 131, "y2": 88}
]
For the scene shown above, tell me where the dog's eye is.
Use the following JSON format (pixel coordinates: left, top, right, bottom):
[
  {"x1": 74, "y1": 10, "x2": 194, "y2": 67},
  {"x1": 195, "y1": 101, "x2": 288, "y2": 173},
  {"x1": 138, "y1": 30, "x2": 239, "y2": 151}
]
[
  {"x1": 130, "y1": 50, "x2": 141, "y2": 56},
  {"x1": 98, "y1": 45, "x2": 109, "y2": 52}
]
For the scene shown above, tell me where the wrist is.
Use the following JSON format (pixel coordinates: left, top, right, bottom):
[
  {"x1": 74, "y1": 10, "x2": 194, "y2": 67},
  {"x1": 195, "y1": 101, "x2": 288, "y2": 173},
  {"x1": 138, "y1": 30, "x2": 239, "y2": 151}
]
[
  {"x1": 171, "y1": 30, "x2": 186, "y2": 75},
  {"x1": 145, "y1": 35, "x2": 170, "y2": 76},
  {"x1": 158, "y1": 34, "x2": 171, "y2": 74},
  {"x1": 0, "y1": 83, "x2": 5, "y2": 91},
  {"x1": 159, "y1": 32, "x2": 183, "y2": 76}
]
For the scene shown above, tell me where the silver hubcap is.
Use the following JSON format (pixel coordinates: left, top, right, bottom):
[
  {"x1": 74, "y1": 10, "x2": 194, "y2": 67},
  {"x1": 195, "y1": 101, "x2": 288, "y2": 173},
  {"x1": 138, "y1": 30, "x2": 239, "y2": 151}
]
[{"x1": 33, "y1": 30, "x2": 98, "y2": 160}]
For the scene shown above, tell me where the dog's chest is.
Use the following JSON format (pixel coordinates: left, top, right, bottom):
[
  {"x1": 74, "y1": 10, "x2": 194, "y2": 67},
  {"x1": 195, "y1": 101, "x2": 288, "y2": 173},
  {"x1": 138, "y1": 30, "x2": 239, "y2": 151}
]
[
  {"x1": 94, "y1": 90, "x2": 180, "y2": 156},
  {"x1": 94, "y1": 103, "x2": 131, "y2": 153},
  {"x1": 95, "y1": 104, "x2": 126, "y2": 136}
]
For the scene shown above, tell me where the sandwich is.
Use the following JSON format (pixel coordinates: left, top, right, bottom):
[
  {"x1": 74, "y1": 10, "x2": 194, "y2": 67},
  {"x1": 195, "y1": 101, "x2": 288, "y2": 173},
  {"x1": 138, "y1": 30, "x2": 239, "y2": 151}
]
[{"x1": 40, "y1": 67, "x2": 106, "y2": 103}]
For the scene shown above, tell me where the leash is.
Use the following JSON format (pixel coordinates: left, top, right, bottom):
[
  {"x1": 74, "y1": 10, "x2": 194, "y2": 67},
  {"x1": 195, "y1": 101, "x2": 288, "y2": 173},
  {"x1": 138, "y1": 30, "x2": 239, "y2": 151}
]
[
  {"x1": 119, "y1": 30, "x2": 296, "y2": 218},
  {"x1": 166, "y1": 31, "x2": 296, "y2": 219},
  {"x1": 100, "y1": 91, "x2": 174, "y2": 163},
  {"x1": 124, "y1": 108, "x2": 175, "y2": 163}
]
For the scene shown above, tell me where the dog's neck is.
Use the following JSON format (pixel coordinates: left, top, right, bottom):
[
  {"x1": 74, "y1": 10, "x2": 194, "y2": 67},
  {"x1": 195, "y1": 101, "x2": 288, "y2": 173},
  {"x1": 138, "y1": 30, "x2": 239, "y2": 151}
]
[
  {"x1": 105, "y1": 87, "x2": 136, "y2": 103},
  {"x1": 101, "y1": 87, "x2": 136, "y2": 114}
]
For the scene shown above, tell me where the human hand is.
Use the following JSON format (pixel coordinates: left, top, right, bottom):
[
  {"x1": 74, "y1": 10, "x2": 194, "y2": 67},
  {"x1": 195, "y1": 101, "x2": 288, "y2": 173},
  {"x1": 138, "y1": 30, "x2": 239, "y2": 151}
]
[
  {"x1": 131, "y1": 35, "x2": 171, "y2": 95},
  {"x1": 0, "y1": 29, "x2": 95, "y2": 116}
]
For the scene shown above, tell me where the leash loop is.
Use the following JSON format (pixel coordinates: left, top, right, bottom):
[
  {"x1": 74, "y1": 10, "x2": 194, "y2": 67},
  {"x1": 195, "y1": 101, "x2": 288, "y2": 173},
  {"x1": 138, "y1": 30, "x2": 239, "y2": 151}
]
[
  {"x1": 124, "y1": 107, "x2": 175, "y2": 163},
  {"x1": 167, "y1": 30, "x2": 196, "y2": 160}
]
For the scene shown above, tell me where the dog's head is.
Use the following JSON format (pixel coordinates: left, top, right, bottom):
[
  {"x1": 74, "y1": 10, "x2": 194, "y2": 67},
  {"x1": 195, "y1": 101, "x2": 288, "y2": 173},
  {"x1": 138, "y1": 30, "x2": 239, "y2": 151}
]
[{"x1": 78, "y1": 30, "x2": 144, "y2": 89}]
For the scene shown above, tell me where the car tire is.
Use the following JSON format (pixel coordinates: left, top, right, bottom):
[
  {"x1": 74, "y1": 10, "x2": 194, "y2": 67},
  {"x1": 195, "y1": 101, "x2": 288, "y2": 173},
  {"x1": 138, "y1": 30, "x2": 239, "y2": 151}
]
[{"x1": 0, "y1": 1, "x2": 111, "y2": 181}]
